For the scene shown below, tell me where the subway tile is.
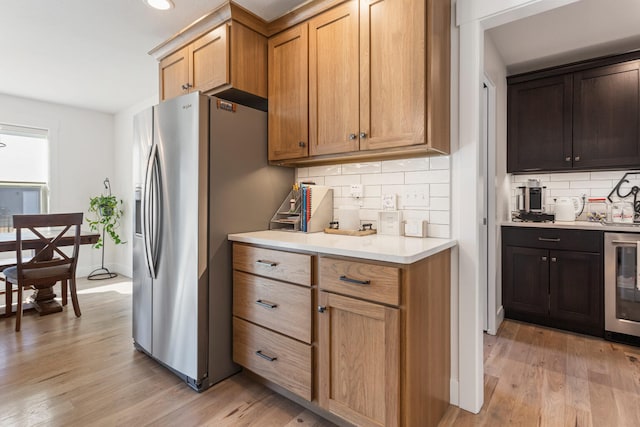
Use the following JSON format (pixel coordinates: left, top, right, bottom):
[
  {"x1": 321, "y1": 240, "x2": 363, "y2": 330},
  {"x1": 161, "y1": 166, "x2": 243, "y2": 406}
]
[
  {"x1": 402, "y1": 210, "x2": 430, "y2": 221},
  {"x1": 330, "y1": 186, "x2": 343, "y2": 198},
  {"x1": 308, "y1": 164, "x2": 341, "y2": 176},
  {"x1": 334, "y1": 197, "x2": 360, "y2": 208},
  {"x1": 549, "y1": 172, "x2": 590, "y2": 181},
  {"x1": 429, "y1": 197, "x2": 450, "y2": 211},
  {"x1": 429, "y1": 211, "x2": 450, "y2": 225},
  {"x1": 364, "y1": 185, "x2": 382, "y2": 197},
  {"x1": 305, "y1": 176, "x2": 325, "y2": 185},
  {"x1": 543, "y1": 181, "x2": 570, "y2": 189},
  {"x1": 296, "y1": 167, "x2": 309, "y2": 178},
  {"x1": 325, "y1": 174, "x2": 361, "y2": 186},
  {"x1": 342, "y1": 162, "x2": 382, "y2": 175},
  {"x1": 428, "y1": 224, "x2": 450, "y2": 238},
  {"x1": 359, "y1": 209, "x2": 381, "y2": 221},
  {"x1": 381, "y1": 157, "x2": 429, "y2": 173},
  {"x1": 549, "y1": 188, "x2": 589, "y2": 198},
  {"x1": 512, "y1": 174, "x2": 550, "y2": 183},
  {"x1": 406, "y1": 169, "x2": 449, "y2": 184},
  {"x1": 572, "y1": 180, "x2": 614, "y2": 189},
  {"x1": 361, "y1": 172, "x2": 404, "y2": 185},
  {"x1": 430, "y1": 183, "x2": 450, "y2": 197},
  {"x1": 429, "y1": 155, "x2": 450, "y2": 170},
  {"x1": 381, "y1": 184, "x2": 405, "y2": 196},
  {"x1": 590, "y1": 170, "x2": 627, "y2": 180}
]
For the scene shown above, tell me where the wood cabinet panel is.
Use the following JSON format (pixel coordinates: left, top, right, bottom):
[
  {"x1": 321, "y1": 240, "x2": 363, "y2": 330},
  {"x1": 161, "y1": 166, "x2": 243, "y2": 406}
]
[
  {"x1": 573, "y1": 60, "x2": 640, "y2": 169},
  {"x1": 503, "y1": 246, "x2": 549, "y2": 316},
  {"x1": 360, "y1": 0, "x2": 425, "y2": 151},
  {"x1": 232, "y1": 244, "x2": 311, "y2": 286},
  {"x1": 233, "y1": 270, "x2": 311, "y2": 343},
  {"x1": 318, "y1": 291, "x2": 400, "y2": 427},
  {"x1": 309, "y1": 1, "x2": 359, "y2": 156},
  {"x1": 549, "y1": 250, "x2": 602, "y2": 335},
  {"x1": 159, "y1": 47, "x2": 189, "y2": 102},
  {"x1": 319, "y1": 256, "x2": 400, "y2": 306},
  {"x1": 507, "y1": 75, "x2": 573, "y2": 172},
  {"x1": 233, "y1": 317, "x2": 312, "y2": 400},
  {"x1": 189, "y1": 24, "x2": 229, "y2": 94},
  {"x1": 268, "y1": 24, "x2": 309, "y2": 161},
  {"x1": 230, "y1": 22, "x2": 267, "y2": 98}
]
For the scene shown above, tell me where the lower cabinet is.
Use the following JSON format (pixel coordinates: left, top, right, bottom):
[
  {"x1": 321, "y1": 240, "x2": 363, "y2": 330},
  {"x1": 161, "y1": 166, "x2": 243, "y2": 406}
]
[
  {"x1": 231, "y1": 243, "x2": 451, "y2": 427},
  {"x1": 502, "y1": 226, "x2": 603, "y2": 336}
]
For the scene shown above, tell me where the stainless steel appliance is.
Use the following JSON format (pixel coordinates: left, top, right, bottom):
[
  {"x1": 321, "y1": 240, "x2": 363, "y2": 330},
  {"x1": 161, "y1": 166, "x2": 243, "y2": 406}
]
[
  {"x1": 132, "y1": 92, "x2": 293, "y2": 391},
  {"x1": 605, "y1": 232, "x2": 640, "y2": 343},
  {"x1": 514, "y1": 179, "x2": 554, "y2": 222}
]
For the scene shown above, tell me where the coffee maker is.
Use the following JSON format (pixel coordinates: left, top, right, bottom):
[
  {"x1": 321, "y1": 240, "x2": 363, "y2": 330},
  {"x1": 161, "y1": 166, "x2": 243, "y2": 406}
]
[{"x1": 515, "y1": 179, "x2": 555, "y2": 222}]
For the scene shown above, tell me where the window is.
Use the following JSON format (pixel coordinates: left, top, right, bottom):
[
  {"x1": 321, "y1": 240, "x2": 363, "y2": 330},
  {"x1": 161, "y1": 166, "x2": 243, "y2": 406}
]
[{"x1": 0, "y1": 123, "x2": 49, "y2": 231}]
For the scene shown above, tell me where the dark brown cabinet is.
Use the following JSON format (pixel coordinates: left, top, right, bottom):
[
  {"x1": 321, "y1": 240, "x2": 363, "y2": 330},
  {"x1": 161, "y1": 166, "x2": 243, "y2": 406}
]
[
  {"x1": 502, "y1": 226, "x2": 603, "y2": 337},
  {"x1": 508, "y1": 52, "x2": 640, "y2": 173}
]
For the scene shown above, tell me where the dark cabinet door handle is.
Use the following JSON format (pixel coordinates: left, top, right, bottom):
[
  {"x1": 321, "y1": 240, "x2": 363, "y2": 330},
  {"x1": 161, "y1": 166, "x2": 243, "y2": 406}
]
[
  {"x1": 339, "y1": 275, "x2": 371, "y2": 285},
  {"x1": 298, "y1": 141, "x2": 306, "y2": 147},
  {"x1": 538, "y1": 237, "x2": 560, "y2": 242},
  {"x1": 255, "y1": 299, "x2": 278, "y2": 309},
  {"x1": 255, "y1": 350, "x2": 277, "y2": 362},
  {"x1": 318, "y1": 305, "x2": 327, "y2": 313},
  {"x1": 541, "y1": 256, "x2": 548, "y2": 261},
  {"x1": 256, "y1": 259, "x2": 278, "y2": 267},
  {"x1": 565, "y1": 156, "x2": 571, "y2": 162}
]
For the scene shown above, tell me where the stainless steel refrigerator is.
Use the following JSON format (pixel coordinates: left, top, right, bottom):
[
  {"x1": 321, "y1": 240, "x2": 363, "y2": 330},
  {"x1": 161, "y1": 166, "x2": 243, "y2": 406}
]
[{"x1": 132, "y1": 92, "x2": 293, "y2": 391}]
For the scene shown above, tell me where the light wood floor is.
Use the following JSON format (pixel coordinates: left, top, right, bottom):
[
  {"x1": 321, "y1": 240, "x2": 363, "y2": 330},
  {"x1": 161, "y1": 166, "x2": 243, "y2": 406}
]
[
  {"x1": 441, "y1": 319, "x2": 640, "y2": 427},
  {"x1": 0, "y1": 277, "x2": 334, "y2": 427},
  {"x1": 4, "y1": 279, "x2": 640, "y2": 426}
]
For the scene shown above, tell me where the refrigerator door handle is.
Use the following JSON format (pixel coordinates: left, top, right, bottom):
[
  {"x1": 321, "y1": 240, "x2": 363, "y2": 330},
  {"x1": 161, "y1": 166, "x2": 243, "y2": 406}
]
[{"x1": 143, "y1": 143, "x2": 158, "y2": 279}]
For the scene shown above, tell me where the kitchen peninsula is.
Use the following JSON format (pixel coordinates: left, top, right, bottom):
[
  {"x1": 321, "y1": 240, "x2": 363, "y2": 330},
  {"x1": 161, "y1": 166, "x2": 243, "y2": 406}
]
[{"x1": 228, "y1": 230, "x2": 455, "y2": 427}]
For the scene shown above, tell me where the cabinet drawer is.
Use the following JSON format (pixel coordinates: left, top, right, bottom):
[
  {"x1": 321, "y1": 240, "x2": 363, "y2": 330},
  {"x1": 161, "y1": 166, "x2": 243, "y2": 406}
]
[
  {"x1": 233, "y1": 317, "x2": 312, "y2": 401},
  {"x1": 502, "y1": 226, "x2": 603, "y2": 253},
  {"x1": 319, "y1": 257, "x2": 400, "y2": 306},
  {"x1": 233, "y1": 271, "x2": 311, "y2": 344},
  {"x1": 233, "y1": 244, "x2": 312, "y2": 286}
]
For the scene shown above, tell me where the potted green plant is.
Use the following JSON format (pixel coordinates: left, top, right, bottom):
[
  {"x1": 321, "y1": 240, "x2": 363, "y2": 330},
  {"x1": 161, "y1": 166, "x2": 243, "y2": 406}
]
[{"x1": 87, "y1": 178, "x2": 124, "y2": 279}]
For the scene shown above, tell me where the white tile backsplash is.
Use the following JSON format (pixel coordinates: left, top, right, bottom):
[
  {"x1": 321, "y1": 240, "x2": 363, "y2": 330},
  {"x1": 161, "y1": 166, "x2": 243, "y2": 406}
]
[
  {"x1": 296, "y1": 155, "x2": 450, "y2": 237},
  {"x1": 510, "y1": 170, "x2": 634, "y2": 214}
]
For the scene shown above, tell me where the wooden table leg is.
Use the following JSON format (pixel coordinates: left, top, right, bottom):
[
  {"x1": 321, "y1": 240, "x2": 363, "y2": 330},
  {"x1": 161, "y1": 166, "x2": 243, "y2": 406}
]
[{"x1": 29, "y1": 284, "x2": 63, "y2": 315}]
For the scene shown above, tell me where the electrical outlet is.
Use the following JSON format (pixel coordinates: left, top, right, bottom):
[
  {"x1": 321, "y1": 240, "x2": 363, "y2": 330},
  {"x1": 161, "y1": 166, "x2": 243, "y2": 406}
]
[
  {"x1": 350, "y1": 184, "x2": 363, "y2": 199},
  {"x1": 382, "y1": 194, "x2": 397, "y2": 210}
]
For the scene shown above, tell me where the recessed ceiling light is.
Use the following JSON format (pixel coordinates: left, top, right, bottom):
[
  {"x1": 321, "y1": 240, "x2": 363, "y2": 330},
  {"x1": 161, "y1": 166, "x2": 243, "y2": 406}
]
[{"x1": 143, "y1": 0, "x2": 175, "y2": 10}]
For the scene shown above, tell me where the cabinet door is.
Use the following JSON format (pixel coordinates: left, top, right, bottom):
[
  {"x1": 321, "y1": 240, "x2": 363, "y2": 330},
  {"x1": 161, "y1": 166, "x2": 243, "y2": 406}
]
[
  {"x1": 503, "y1": 246, "x2": 549, "y2": 316},
  {"x1": 549, "y1": 250, "x2": 602, "y2": 336},
  {"x1": 189, "y1": 24, "x2": 229, "y2": 94},
  {"x1": 359, "y1": 0, "x2": 425, "y2": 150},
  {"x1": 230, "y1": 22, "x2": 267, "y2": 98},
  {"x1": 507, "y1": 75, "x2": 573, "y2": 172},
  {"x1": 308, "y1": 1, "x2": 359, "y2": 156},
  {"x1": 159, "y1": 46, "x2": 189, "y2": 101},
  {"x1": 573, "y1": 60, "x2": 640, "y2": 169},
  {"x1": 318, "y1": 292, "x2": 399, "y2": 427},
  {"x1": 268, "y1": 24, "x2": 309, "y2": 161}
]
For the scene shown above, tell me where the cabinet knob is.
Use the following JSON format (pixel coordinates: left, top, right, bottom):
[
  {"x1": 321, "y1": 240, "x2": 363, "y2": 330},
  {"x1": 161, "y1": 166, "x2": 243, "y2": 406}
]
[
  {"x1": 348, "y1": 133, "x2": 357, "y2": 141},
  {"x1": 360, "y1": 132, "x2": 368, "y2": 139},
  {"x1": 551, "y1": 257, "x2": 557, "y2": 262},
  {"x1": 541, "y1": 256, "x2": 548, "y2": 261},
  {"x1": 298, "y1": 141, "x2": 306, "y2": 148},
  {"x1": 318, "y1": 306, "x2": 327, "y2": 313},
  {"x1": 574, "y1": 156, "x2": 581, "y2": 161},
  {"x1": 565, "y1": 156, "x2": 571, "y2": 162},
  {"x1": 181, "y1": 83, "x2": 192, "y2": 91}
]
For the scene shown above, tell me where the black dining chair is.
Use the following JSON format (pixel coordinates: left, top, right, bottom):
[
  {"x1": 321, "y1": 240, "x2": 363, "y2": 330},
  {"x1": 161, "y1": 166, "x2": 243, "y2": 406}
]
[{"x1": 3, "y1": 213, "x2": 83, "y2": 331}]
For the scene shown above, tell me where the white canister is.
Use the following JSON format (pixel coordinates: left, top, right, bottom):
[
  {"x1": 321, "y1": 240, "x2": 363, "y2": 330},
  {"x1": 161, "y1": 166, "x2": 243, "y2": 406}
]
[
  {"x1": 622, "y1": 202, "x2": 635, "y2": 224},
  {"x1": 338, "y1": 206, "x2": 360, "y2": 230},
  {"x1": 612, "y1": 202, "x2": 624, "y2": 223}
]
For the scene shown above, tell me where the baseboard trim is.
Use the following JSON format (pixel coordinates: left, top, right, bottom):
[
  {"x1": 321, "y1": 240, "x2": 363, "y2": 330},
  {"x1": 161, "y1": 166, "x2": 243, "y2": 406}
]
[{"x1": 450, "y1": 378, "x2": 459, "y2": 406}]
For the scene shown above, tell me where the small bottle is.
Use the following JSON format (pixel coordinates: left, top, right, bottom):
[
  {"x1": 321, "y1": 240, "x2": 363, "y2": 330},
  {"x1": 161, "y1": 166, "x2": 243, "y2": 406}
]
[
  {"x1": 612, "y1": 202, "x2": 623, "y2": 223},
  {"x1": 622, "y1": 202, "x2": 634, "y2": 224},
  {"x1": 289, "y1": 198, "x2": 296, "y2": 213}
]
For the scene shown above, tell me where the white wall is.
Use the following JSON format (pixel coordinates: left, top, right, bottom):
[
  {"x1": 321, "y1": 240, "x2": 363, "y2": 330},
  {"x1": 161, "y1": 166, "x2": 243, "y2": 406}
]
[{"x1": 0, "y1": 93, "x2": 114, "y2": 277}]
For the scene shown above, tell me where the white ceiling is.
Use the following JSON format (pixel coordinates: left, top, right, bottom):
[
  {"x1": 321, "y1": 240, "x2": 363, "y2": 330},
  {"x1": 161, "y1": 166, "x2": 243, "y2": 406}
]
[
  {"x1": 0, "y1": 0, "x2": 307, "y2": 114},
  {"x1": 487, "y1": 0, "x2": 640, "y2": 75}
]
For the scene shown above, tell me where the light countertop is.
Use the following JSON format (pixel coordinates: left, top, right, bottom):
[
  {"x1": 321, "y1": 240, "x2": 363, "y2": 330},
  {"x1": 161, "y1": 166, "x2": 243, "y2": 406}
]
[
  {"x1": 228, "y1": 230, "x2": 457, "y2": 264},
  {"x1": 502, "y1": 220, "x2": 640, "y2": 233}
]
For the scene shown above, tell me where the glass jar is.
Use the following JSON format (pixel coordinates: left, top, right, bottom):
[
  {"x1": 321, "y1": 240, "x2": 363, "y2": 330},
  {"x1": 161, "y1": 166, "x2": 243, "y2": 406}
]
[{"x1": 586, "y1": 197, "x2": 608, "y2": 222}]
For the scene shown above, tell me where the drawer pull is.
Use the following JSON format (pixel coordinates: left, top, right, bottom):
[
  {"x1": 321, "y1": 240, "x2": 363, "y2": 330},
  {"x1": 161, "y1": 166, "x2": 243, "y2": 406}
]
[
  {"x1": 538, "y1": 237, "x2": 560, "y2": 242},
  {"x1": 255, "y1": 299, "x2": 278, "y2": 309},
  {"x1": 339, "y1": 275, "x2": 371, "y2": 285},
  {"x1": 256, "y1": 259, "x2": 278, "y2": 267},
  {"x1": 255, "y1": 350, "x2": 277, "y2": 362}
]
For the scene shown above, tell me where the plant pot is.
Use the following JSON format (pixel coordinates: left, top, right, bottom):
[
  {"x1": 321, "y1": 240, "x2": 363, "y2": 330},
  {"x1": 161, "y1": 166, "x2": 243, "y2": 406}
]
[{"x1": 99, "y1": 205, "x2": 114, "y2": 217}]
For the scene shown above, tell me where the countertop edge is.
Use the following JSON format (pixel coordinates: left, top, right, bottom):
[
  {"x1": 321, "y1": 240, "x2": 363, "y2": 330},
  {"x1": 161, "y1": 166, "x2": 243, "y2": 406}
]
[
  {"x1": 228, "y1": 232, "x2": 457, "y2": 264},
  {"x1": 501, "y1": 220, "x2": 640, "y2": 233}
]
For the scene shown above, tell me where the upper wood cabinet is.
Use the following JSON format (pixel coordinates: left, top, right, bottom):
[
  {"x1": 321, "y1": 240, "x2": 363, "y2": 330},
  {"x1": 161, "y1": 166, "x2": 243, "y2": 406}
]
[
  {"x1": 268, "y1": 24, "x2": 309, "y2": 161},
  {"x1": 159, "y1": 21, "x2": 267, "y2": 105},
  {"x1": 269, "y1": 0, "x2": 451, "y2": 165},
  {"x1": 508, "y1": 52, "x2": 640, "y2": 173}
]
